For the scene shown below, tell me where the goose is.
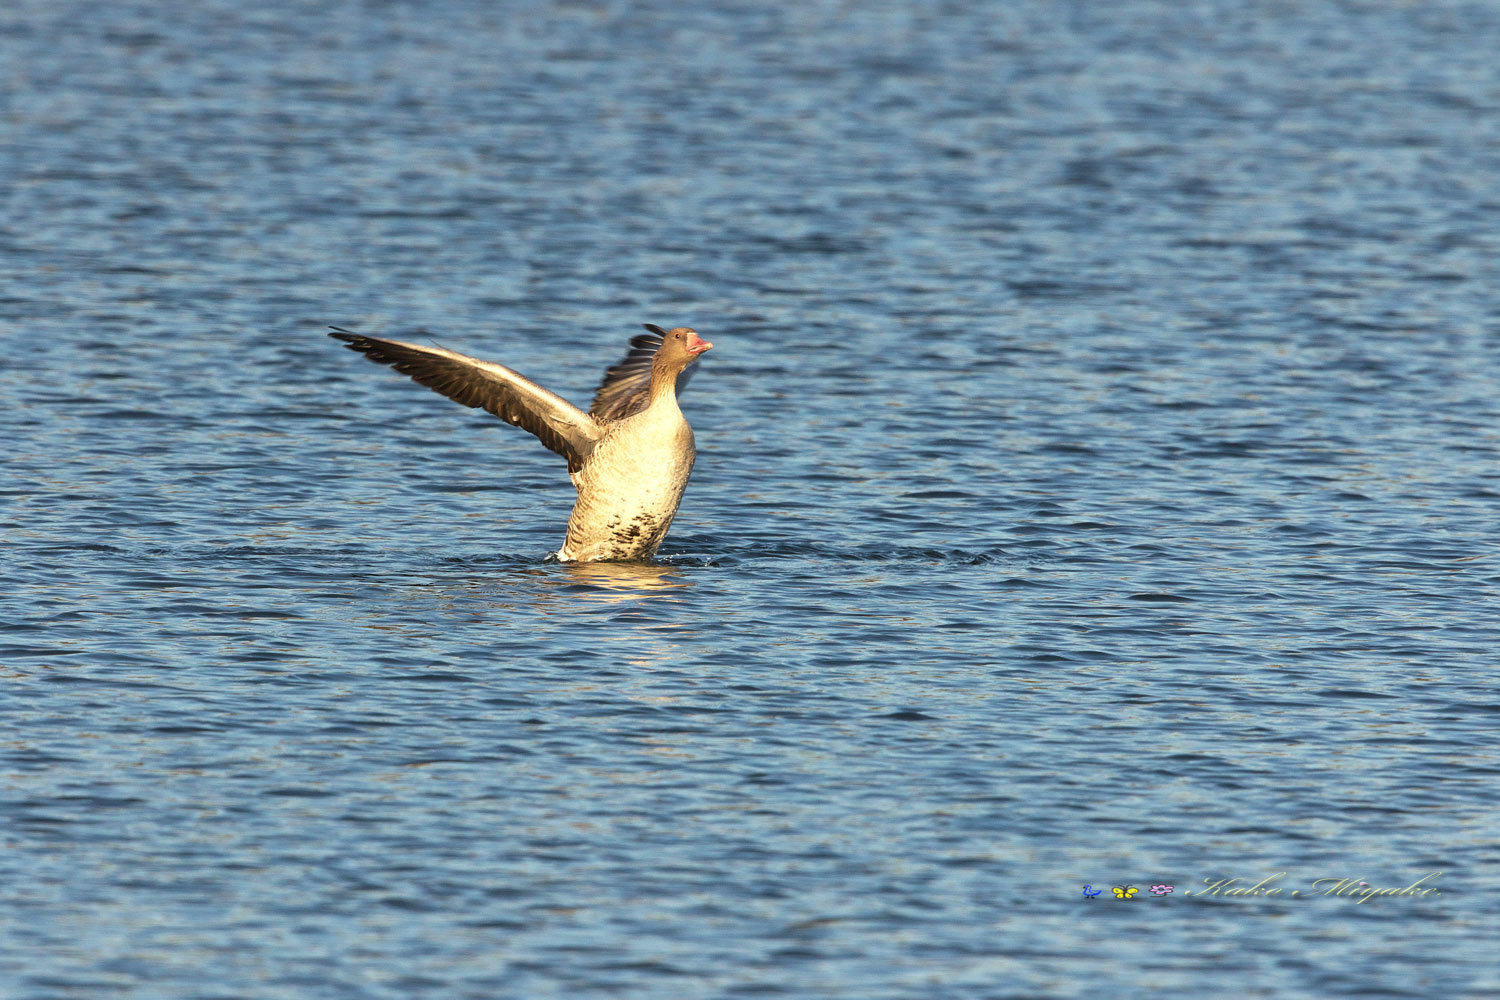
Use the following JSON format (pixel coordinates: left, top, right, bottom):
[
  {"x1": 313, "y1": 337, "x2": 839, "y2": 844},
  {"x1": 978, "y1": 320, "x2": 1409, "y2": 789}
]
[{"x1": 329, "y1": 323, "x2": 712, "y2": 562}]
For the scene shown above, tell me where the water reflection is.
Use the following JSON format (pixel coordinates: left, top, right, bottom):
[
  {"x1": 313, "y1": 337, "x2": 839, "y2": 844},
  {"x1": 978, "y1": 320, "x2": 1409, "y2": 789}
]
[
  {"x1": 403, "y1": 558, "x2": 695, "y2": 623},
  {"x1": 556, "y1": 559, "x2": 692, "y2": 599}
]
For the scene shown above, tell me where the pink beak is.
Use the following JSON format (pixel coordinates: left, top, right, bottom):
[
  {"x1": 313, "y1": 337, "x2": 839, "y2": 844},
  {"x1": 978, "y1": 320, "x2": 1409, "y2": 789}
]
[{"x1": 686, "y1": 333, "x2": 713, "y2": 355}]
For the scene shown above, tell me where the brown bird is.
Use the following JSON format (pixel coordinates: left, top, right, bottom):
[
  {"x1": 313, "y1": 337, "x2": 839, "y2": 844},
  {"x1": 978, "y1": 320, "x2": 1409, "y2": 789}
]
[{"x1": 329, "y1": 323, "x2": 712, "y2": 561}]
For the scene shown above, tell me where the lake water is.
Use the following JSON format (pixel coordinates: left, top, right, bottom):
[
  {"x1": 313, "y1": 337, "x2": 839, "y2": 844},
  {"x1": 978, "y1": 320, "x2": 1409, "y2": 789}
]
[{"x1": 4, "y1": 1, "x2": 1500, "y2": 996}]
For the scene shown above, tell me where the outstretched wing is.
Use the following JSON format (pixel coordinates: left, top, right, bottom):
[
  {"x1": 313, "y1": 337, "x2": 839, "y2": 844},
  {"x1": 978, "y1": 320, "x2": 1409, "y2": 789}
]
[
  {"x1": 589, "y1": 323, "x2": 699, "y2": 422},
  {"x1": 329, "y1": 327, "x2": 601, "y2": 472}
]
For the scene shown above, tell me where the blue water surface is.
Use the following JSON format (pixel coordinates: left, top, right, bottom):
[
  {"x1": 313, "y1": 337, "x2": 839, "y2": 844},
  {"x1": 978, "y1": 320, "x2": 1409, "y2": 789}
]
[{"x1": 3, "y1": 1, "x2": 1500, "y2": 997}]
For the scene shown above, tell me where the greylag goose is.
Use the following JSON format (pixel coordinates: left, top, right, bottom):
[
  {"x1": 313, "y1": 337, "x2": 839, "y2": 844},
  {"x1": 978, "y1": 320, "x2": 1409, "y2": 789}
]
[{"x1": 329, "y1": 323, "x2": 712, "y2": 562}]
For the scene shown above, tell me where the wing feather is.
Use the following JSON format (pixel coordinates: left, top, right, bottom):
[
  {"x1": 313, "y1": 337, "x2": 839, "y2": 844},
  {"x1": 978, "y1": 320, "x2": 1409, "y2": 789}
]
[{"x1": 329, "y1": 327, "x2": 600, "y2": 472}]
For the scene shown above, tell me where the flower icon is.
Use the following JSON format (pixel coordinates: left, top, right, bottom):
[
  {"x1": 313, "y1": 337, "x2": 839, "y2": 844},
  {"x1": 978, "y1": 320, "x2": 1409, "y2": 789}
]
[
  {"x1": 1150, "y1": 884, "x2": 1174, "y2": 895},
  {"x1": 1112, "y1": 886, "x2": 1138, "y2": 899}
]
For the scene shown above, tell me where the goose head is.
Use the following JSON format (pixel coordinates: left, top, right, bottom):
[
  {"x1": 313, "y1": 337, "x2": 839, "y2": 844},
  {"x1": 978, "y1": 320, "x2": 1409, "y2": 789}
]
[{"x1": 650, "y1": 325, "x2": 713, "y2": 374}]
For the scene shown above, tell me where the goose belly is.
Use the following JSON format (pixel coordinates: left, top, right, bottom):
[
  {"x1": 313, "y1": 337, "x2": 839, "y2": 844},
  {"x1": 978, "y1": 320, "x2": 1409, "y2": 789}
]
[{"x1": 557, "y1": 431, "x2": 695, "y2": 562}]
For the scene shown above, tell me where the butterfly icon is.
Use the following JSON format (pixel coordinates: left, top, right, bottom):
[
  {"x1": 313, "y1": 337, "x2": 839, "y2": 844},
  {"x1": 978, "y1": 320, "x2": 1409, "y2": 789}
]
[
  {"x1": 1112, "y1": 886, "x2": 1138, "y2": 899},
  {"x1": 1082, "y1": 884, "x2": 1102, "y2": 898}
]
